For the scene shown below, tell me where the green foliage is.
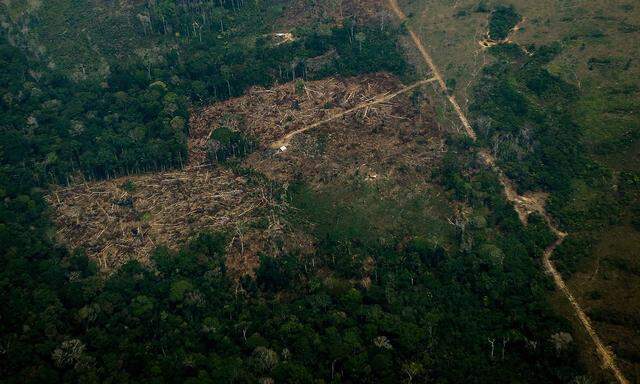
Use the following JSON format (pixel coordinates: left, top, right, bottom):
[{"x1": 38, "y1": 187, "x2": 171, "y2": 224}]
[
  {"x1": 169, "y1": 279, "x2": 194, "y2": 302},
  {"x1": 466, "y1": 36, "x2": 640, "y2": 334},
  {"x1": 475, "y1": 1, "x2": 491, "y2": 13},
  {"x1": 0, "y1": 9, "x2": 415, "y2": 382},
  {"x1": 131, "y1": 295, "x2": 155, "y2": 317},
  {"x1": 468, "y1": 41, "x2": 627, "y2": 232},
  {"x1": 306, "y1": 22, "x2": 410, "y2": 80},
  {"x1": 551, "y1": 235, "x2": 592, "y2": 278},
  {"x1": 282, "y1": 173, "x2": 582, "y2": 382},
  {"x1": 0, "y1": 2, "x2": 411, "y2": 182},
  {"x1": 0, "y1": 140, "x2": 585, "y2": 384},
  {"x1": 488, "y1": 5, "x2": 522, "y2": 40},
  {"x1": 0, "y1": 33, "x2": 189, "y2": 181},
  {"x1": 208, "y1": 127, "x2": 256, "y2": 163},
  {"x1": 120, "y1": 180, "x2": 137, "y2": 193},
  {"x1": 0, "y1": 2, "x2": 589, "y2": 383},
  {"x1": 576, "y1": 83, "x2": 640, "y2": 156},
  {"x1": 295, "y1": 79, "x2": 305, "y2": 95}
]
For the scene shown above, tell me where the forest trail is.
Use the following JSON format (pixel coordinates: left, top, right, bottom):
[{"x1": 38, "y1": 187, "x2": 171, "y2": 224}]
[
  {"x1": 269, "y1": 77, "x2": 437, "y2": 149},
  {"x1": 386, "y1": 1, "x2": 629, "y2": 383}
]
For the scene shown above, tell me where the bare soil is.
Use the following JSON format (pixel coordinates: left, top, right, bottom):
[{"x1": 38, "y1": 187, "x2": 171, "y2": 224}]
[
  {"x1": 245, "y1": 87, "x2": 444, "y2": 188},
  {"x1": 191, "y1": 72, "x2": 445, "y2": 187}
]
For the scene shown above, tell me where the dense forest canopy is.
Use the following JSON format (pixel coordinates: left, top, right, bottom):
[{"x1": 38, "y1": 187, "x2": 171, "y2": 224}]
[{"x1": 487, "y1": 5, "x2": 521, "y2": 40}]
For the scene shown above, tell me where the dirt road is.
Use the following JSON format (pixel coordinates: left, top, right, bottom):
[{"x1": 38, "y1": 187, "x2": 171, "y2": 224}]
[
  {"x1": 269, "y1": 77, "x2": 437, "y2": 149},
  {"x1": 386, "y1": 0, "x2": 476, "y2": 140},
  {"x1": 386, "y1": 1, "x2": 629, "y2": 382}
]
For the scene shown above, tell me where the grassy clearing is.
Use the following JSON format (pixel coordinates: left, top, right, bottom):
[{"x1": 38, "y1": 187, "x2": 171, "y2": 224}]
[
  {"x1": 289, "y1": 178, "x2": 454, "y2": 252},
  {"x1": 400, "y1": 0, "x2": 640, "y2": 381},
  {"x1": 398, "y1": 0, "x2": 491, "y2": 111},
  {"x1": 565, "y1": 225, "x2": 640, "y2": 381},
  {"x1": 575, "y1": 83, "x2": 640, "y2": 158}
]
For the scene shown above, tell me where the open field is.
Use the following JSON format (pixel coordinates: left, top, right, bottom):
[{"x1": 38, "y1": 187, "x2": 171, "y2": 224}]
[
  {"x1": 398, "y1": 0, "x2": 640, "y2": 381},
  {"x1": 391, "y1": 1, "x2": 638, "y2": 382},
  {"x1": 514, "y1": 2, "x2": 640, "y2": 381},
  {"x1": 566, "y1": 226, "x2": 640, "y2": 381}
]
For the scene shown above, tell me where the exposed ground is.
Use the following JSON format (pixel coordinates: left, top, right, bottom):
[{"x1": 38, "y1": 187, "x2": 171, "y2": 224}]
[
  {"x1": 269, "y1": 77, "x2": 437, "y2": 149},
  {"x1": 245, "y1": 87, "x2": 444, "y2": 189},
  {"x1": 189, "y1": 72, "x2": 435, "y2": 164},
  {"x1": 191, "y1": 72, "x2": 445, "y2": 187},
  {"x1": 189, "y1": 73, "x2": 401, "y2": 164}
]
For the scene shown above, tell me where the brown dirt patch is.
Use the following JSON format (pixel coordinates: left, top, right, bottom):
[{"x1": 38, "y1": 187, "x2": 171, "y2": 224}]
[{"x1": 245, "y1": 92, "x2": 444, "y2": 188}]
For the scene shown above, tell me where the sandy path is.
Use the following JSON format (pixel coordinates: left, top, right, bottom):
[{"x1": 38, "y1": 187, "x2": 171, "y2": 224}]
[{"x1": 386, "y1": 1, "x2": 629, "y2": 382}]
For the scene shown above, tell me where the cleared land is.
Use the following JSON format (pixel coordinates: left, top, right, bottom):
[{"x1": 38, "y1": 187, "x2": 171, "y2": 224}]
[
  {"x1": 269, "y1": 77, "x2": 437, "y2": 149},
  {"x1": 49, "y1": 72, "x2": 445, "y2": 276},
  {"x1": 189, "y1": 73, "x2": 408, "y2": 165},
  {"x1": 45, "y1": 168, "x2": 303, "y2": 277},
  {"x1": 245, "y1": 85, "x2": 444, "y2": 188}
]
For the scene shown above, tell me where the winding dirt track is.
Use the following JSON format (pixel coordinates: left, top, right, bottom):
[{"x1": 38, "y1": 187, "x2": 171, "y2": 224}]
[
  {"x1": 269, "y1": 76, "x2": 437, "y2": 149},
  {"x1": 386, "y1": 1, "x2": 629, "y2": 382}
]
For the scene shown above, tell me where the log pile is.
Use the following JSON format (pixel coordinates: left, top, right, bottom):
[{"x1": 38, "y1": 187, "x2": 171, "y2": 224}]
[
  {"x1": 46, "y1": 168, "x2": 287, "y2": 273},
  {"x1": 189, "y1": 73, "x2": 402, "y2": 165}
]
